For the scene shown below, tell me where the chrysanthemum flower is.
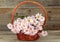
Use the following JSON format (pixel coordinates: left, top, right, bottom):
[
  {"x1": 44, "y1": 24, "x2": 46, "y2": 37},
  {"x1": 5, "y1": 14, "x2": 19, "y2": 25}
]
[
  {"x1": 41, "y1": 31, "x2": 48, "y2": 36},
  {"x1": 23, "y1": 28, "x2": 31, "y2": 35},
  {"x1": 36, "y1": 13, "x2": 45, "y2": 21},
  {"x1": 33, "y1": 19, "x2": 38, "y2": 26},
  {"x1": 11, "y1": 28, "x2": 19, "y2": 33},
  {"x1": 30, "y1": 30, "x2": 38, "y2": 35},
  {"x1": 27, "y1": 16, "x2": 33, "y2": 23},
  {"x1": 7, "y1": 23, "x2": 13, "y2": 29},
  {"x1": 35, "y1": 13, "x2": 42, "y2": 19},
  {"x1": 40, "y1": 16, "x2": 45, "y2": 22},
  {"x1": 38, "y1": 26, "x2": 43, "y2": 30},
  {"x1": 16, "y1": 18, "x2": 22, "y2": 22}
]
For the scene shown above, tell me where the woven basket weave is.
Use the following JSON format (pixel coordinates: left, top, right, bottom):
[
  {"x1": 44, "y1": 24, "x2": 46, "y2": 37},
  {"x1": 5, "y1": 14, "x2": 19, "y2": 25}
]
[{"x1": 11, "y1": 1, "x2": 47, "y2": 41}]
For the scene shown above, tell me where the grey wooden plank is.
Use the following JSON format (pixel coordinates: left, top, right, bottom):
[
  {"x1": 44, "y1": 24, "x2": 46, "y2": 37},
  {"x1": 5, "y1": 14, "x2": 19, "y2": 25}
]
[{"x1": 0, "y1": 0, "x2": 43, "y2": 8}]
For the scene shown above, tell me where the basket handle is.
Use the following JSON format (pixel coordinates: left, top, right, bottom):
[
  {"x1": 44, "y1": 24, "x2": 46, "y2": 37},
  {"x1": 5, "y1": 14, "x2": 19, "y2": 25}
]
[{"x1": 11, "y1": 1, "x2": 47, "y2": 27}]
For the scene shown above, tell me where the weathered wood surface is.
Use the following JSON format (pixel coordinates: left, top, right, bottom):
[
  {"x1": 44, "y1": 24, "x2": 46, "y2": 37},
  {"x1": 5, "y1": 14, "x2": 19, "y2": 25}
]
[
  {"x1": 0, "y1": 0, "x2": 60, "y2": 8},
  {"x1": 0, "y1": 0, "x2": 46, "y2": 8},
  {"x1": 0, "y1": 30, "x2": 60, "y2": 42}
]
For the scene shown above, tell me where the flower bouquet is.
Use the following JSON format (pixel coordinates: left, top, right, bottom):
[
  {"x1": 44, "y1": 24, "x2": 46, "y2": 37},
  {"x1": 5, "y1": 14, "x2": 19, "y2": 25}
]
[{"x1": 7, "y1": 1, "x2": 48, "y2": 41}]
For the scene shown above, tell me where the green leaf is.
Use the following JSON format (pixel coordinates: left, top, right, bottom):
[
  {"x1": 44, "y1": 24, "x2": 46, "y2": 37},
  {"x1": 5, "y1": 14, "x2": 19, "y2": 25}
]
[{"x1": 15, "y1": 14, "x2": 28, "y2": 19}]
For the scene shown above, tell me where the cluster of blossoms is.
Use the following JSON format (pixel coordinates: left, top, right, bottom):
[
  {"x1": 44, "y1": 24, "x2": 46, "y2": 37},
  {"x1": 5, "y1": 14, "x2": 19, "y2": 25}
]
[{"x1": 7, "y1": 13, "x2": 48, "y2": 36}]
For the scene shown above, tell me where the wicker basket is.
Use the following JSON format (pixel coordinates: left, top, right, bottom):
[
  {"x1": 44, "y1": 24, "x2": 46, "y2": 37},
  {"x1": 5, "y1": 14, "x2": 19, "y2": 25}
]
[{"x1": 11, "y1": 1, "x2": 47, "y2": 41}]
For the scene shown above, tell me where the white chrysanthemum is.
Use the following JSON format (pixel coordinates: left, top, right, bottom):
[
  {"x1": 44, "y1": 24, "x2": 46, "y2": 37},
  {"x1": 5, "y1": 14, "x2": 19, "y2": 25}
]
[
  {"x1": 40, "y1": 16, "x2": 45, "y2": 22},
  {"x1": 36, "y1": 13, "x2": 45, "y2": 22},
  {"x1": 17, "y1": 25, "x2": 22, "y2": 31},
  {"x1": 37, "y1": 26, "x2": 43, "y2": 30},
  {"x1": 22, "y1": 24, "x2": 34, "y2": 35},
  {"x1": 33, "y1": 19, "x2": 38, "y2": 26},
  {"x1": 36, "y1": 13, "x2": 42, "y2": 19},
  {"x1": 11, "y1": 28, "x2": 19, "y2": 33},
  {"x1": 28, "y1": 24, "x2": 38, "y2": 35},
  {"x1": 30, "y1": 30, "x2": 38, "y2": 35},
  {"x1": 31, "y1": 15, "x2": 35, "y2": 19},
  {"x1": 13, "y1": 20, "x2": 17, "y2": 25},
  {"x1": 23, "y1": 18, "x2": 28, "y2": 25},
  {"x1": 23, "y1": 28, "x2": 31, "y2": 35},
  {"x1": 13, "y1": 20, "x2": 21, "y2": 28},
  {"x1": 28, "y1": 24, "x2": 34, "y2": 30},
  {"x1": 27, "y1": 16, "x2": 33, "y2": 23},
  {"x1": 41, "y1": 31, "x2": 48, "y2": 36},
  {"x1": 39, "y1": 21, "x2": 44, "y2": 25},
  {"x1": 16, "y1": 18, "x2": 22, "y2": 22},
  {"x1": 21, "y1": 20, "x2": 28, "y2": 29},
  {"x1": 13, "y1": 23, "x2": 17, "y2": 29},
  {"x1": 11, "y1": 21, "x2": 21, "y2": 33},
  {"x1": 7, "y1": 23, "x2": 13, "y2": 29}
]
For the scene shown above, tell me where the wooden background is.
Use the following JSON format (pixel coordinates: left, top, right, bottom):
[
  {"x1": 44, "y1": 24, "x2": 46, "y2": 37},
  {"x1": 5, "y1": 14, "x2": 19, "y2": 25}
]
[{"x1": 0, "y1": 0, "x2": 60, "y2": 30}]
